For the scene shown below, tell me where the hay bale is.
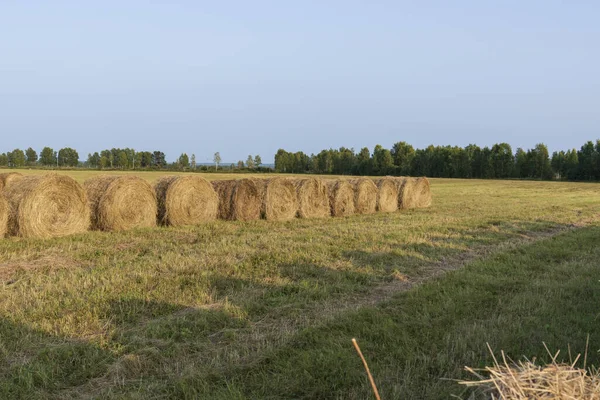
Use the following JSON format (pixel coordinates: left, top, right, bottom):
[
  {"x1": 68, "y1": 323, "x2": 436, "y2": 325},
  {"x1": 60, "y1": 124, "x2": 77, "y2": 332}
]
[
  {"x1": 4, "y1": 174, "x2": 90, "y2": 238},
  {"x1": 326, "y1": 180, "x2": 355, "y2": 217},
  {"x1": 84, "y1": 175, "x2": 157, "y2": 231},
  {"x1": 350, "y1": 178, "x2": 377, "y2": 215},
  {"x1": 294, "y1": 178, "x2": 330, "y2": 219},
  {"x1": 212, "y1": 179, "x2": 262, "y2": 221},
  {"x1": 376, "y1": 178, "x2": 399, "y2": 212},
  {"x1": 396, "y1": 177, "x2": 417, "y2": 209},
  {"x1": 155, "y1": 175, "x2": 218, "y2": 226},
  {"x1": 413, "y1": 177, "x2": 432, "y2": 208},
  {"x1": 262, "y1": 178, "x2": 298, "y2": 221},
  {"x1": 0, "y1": 172, "x2": 23, "y2": 191},
  {"x1": 0, "y1": 194, "x2": 8, "y2": 238}
]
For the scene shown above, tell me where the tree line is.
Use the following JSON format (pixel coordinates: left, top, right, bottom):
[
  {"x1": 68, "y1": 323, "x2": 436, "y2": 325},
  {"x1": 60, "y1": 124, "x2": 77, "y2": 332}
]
[
  {"x1": 274, "y1": 140, "x2": 600, "y2": 180},
  {"x1": 0, "y1": 147, "x2": 265, "y2": 172}
]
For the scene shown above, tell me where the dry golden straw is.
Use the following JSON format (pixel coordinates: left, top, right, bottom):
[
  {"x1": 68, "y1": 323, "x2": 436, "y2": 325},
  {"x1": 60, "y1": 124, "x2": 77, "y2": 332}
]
[
  {"x1": 376, "y1": 177, "x2": 399, "y2": 212},
  {"x1": 4, "y1": 174, "x2": 90, "y2": 238},
  {"x1": 413, "y1": 177, "x2": 432, "y2": 208},
  {"x1": 294, "y1": 178, "x2": 330, "y2": 218},
  {"x1": 327, "y1": 180, "x2": 355, "y2": 217},
  {"x1": 212, "y1": 179, "x2": 262, "y2": 221},
  {"x1": 351, "y1": 178, "x2": 377, "y2": 215},
  {"x1": 460, "y1": 343, "x2": 600, "y2": 399},
  {"x1": 0, "y1": 172, "x2": 23, "y2": 191},
  {"x1": 262, "y1": 178, "x2": 299, "y2": 221},
  {"x1": 84, "y1": 175, "x2": 157, "y2": 232},
  {"x1": 352, "y1": 338, "x2": 382, "y2": 400},
  {"x1": 0, "y1": 194, "x2": 8, "y2": 238},
  {"x1": 396, "y1": 177, "x2": 417, "y2": 209},
  {"x1": 155, "y1": 175, "x2": 218, "y2": 226}
]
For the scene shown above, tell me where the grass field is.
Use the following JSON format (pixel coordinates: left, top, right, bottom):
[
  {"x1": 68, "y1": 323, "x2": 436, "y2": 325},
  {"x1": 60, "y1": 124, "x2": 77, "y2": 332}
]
[{"x1": 1, "y1": 174, "x2": 600, "y2": 399}]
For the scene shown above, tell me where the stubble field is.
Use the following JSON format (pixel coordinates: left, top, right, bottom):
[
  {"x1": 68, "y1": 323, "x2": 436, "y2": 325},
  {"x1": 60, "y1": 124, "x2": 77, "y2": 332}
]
[{"x1": 1, "y1": 170, "x2": 600, "y2": 399}]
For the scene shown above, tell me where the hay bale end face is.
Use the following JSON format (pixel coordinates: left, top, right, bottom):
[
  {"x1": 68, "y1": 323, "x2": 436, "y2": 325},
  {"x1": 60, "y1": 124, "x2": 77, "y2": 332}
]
[
  {"x1": 396, "y1": 177, "x2": 417, "y2": 209},
  {"x1": 327, "y1": 180, "x2": 355, "y2": 217},
  {"x1": 155, "y1": 175, "x2": 218, "y2": 226},
  {"x1": 0, "y1": 194, "x2": 8, "y2": 238},
  {"x1": 4, "y1": 174, "x2": 90, "y2": 238},
  {"x1": 262, "y1": 178, "x2": 298, "y2": 221},
  {"x1": 212, "y1": 179, "x2": 262, "y2": 221},
  {"x1": 351, "y1": 178, "x2": 377, "y2": 215},
  {"x1": 85, "y1": 175, "x2": 157, "y2": 232},
  {"x1": 413, "y1": 177, "x2": 432, "y2": 208},
  {"x1": 294, "y1": 178, "x2": 330, "y2": 219},
  {"x1": 0, "y1": 172, "x2": 23, "y2": 191},
  {"x1": 376, "y1": 178, "x2": 399, "y2": 212}
]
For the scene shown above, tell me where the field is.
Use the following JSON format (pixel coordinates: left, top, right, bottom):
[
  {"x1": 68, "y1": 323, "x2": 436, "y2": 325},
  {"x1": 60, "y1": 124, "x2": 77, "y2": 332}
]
[{"x1": 1, "y1": 171, "x2": 600, "y2": 399}]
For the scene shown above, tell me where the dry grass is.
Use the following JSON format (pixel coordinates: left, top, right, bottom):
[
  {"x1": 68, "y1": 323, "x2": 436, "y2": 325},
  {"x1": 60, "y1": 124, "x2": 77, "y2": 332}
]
[
  {"x1": 155, "y1": 175, "x2": 218, "y2": 226},
  {"x1": 262, "y1": 178, "x2": 299, "y2": 221},
  {"x1": 376, "y1": 177, "x2": 399, "y2": 212},
  {"x1": 84, "y1": 175, "x2": 157, "y2": 231},
  {"x1": 0, "y1": 193, "x2": 8, "y2": 238},
  {"x1": 351, "y1": 178, "x2": 378, "y2": 215},
  {"x1": 461, "y1": 344, "x2": 600, "y2": 399},
  {"x1": 212, "y1": 179, "x2": 262, "y2": 221},
  {"x1": 0, "y1": 172, "x2": 23, "y2": 191},
  {"x1": 327, "y1": 180, "x2": 355, "y2": 217},
  {"x1": 3, "y1": 174, "x2": 89, "y2": 238},
  {"x1": 294, "y1": 178, "x2": 330, "y2": 219}
]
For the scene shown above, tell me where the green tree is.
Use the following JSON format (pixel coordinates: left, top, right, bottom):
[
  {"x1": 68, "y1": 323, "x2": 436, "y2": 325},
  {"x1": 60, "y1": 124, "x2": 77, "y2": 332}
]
[
  {"x1": 25, "y1": 147, "x2": 38, "y2": 165},
  {"x1": 178, "y1": 153, "x2": 190, "y2": 169},
  {"x1": 213, "y1": 152, "x2": 221, "y2": 170},
  {"x1": 237, "y1": 160, "x2": 244, "y2": 169},
  {"x1": 0, "y1": 153, "x2": 8, "y2": 166},
  {"x1": 551, "y1": 151, "x2": 566, "y2": 179},
  {"x1": 87, "y1": 152, "x2": 100, "y2": 168},
  {"x1": 514, "y1": 148, "x2": 529, "y2": 178},
  {"x1": 152, "y1": 151, "x2": 166, "y2": 168},
  {"x1": 58, "y1": 148, "x2": 79, "y2": 167},
  {"x1": 39, "y1": 147, "x2": 56, "y2": 166},
  {"x1": 254, "y1": 154, "x2": 262, "y2": 168},
  {"x1": 191, "y1": 154, "x2": 196, "y2": 169},
  {"x1": 9, "y1": 149, "x2": 26, "y2": 167},
  {"x1": 391, "y1": 141, "x2": 415, "y2": 175},
  {"x1": 564, "y1": 149, "x2": 579, "y2": 180},
  {"x1": 118, "y1": 151, "x2": 128, "y2": 169},
  {"x1": 490, "y1": 143, "x2": 514, "y2": 178},
  {"x1": 246, "y1": 155, "x2": 255, "y2": 169},
  {"x1": 529, "y1": 143, "x2": 552, "y2": 179}
]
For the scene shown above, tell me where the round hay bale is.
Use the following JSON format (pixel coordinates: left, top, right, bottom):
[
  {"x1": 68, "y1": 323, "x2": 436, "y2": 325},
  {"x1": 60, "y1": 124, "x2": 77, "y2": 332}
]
[
  {"x1": 0, "y1": 194, "x2": 8, "y2": 238},
  {"x1": 84, "y1": 175, "x2": 157, "y2": 232},
  {"x1": 4, "y1": 174, "x2": 90, "y2": 238},
  {"x1": 262, "y1": 178, "x2": 298, "y2": 221},
  {"x1": 0, "y1": 172, "x2": 23, "y2": 191},
  {"x1": 376, "y1": 178, "x2": 399, "y2": 213},
  {"x1": 155, "y1": 175, "x2": 218, "y2": 226},
  {"x1": 326, "y1": 180, "x2": 355, "y2": 217},
  {"x1": 294, "y1": 178, "x2": 330, "y2": 219},
  {"x1": 350, "y1": 178, "x2": 377, "y2": 215},
  {"x1": 396, "y1": 177, "x2": 417, "y2": 209},
  {"x1": 414, "y1": 177, "x2": 432, "y2": 208},
  {"x1": 212, "y1": 179, "x2": 262, "y2": 221}
]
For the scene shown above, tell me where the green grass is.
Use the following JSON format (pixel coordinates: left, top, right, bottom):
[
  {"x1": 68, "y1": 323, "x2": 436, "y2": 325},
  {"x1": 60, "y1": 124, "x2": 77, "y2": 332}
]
[{"x1": 1, "y1": 178, "x2": 600, "y2": 398}]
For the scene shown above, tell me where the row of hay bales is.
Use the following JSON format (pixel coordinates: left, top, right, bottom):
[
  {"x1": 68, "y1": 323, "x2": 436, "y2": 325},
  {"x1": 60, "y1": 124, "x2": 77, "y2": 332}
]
[{"x1": 0, "y1": 172, "x2": 431, "y2": 239}]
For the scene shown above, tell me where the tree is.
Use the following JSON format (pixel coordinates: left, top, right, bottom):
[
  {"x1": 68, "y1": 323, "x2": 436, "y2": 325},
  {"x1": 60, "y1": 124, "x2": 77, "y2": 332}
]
[
  {"x1": 490, "y1": 143, "x2": 514, "y2": 178},
  {"x1": 372, "y1": 145, "x2": 394, "y2": 175},
  {"x1": 391, "y1": 141, "x2": 415, "y2": 175},
  {"x1": 213, "y1": 152, "x2": 221, "y2": 170},
  {"x1": 237, "y1": 160, "x2": 244, "y2": 169},
  {"x1": 0, "y1": 153, "x2": 8, "y2": 166},
  {"x1": 58, "y1": 147, "x2": 79, "y2": 167},
  {"x1": 514, "y1": 148, "x2": 529, "y2": 178},
  {"x1": 99, "y1": 155, "x2": 109, "y2": 169},
  {"x1": 191, "y1": 154, "x2": 196, "y2": 169},
  {"x1": 25, "y1": 147, "x2": 38, "y2": 165},
  {"x1": 356, "y1": 147, "x2": 372, "y2": 175},
  {"x1": 564, "y1": 149, "x2": 579, "y2": 180},
  {"x1": 254, "y1": 155, "x2": 262, "y2": 168},
  {"x1": 529, "y1": 143, "x2": 552, "y2": 179},
  {"x1": 246, "y1": 155, "x2": 255, "y2": 169},
  {"x1": 8, "y1": 149, "x2": 26, "y2": 167},
  {"x1": 87, "y1": 152, "x2": 100, "y2": 168},
  {"x1": 178, "y1": 153, "x2": 190, "y2": 169},
  {"x1": 551, "y1": 151, "x2": 566, "y2": 179},
  {"x1": 118, "y1": 151, "x2": 128, "y2": 169},
  {"x1": 152, "y1": 151, "x2": 166, "y2": 168},
  {"x1": 39, "y1": 147, "x2": 56, "y2": 166}
]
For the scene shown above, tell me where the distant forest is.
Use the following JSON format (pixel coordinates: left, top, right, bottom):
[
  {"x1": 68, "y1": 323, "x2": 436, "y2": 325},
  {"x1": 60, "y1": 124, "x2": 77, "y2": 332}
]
[
  {"x1": 274, "y1": 141, "x2": 600, "y2": 181},
  {"x1": 3, "y1": 141, "x2": 600, "y2": 181}
]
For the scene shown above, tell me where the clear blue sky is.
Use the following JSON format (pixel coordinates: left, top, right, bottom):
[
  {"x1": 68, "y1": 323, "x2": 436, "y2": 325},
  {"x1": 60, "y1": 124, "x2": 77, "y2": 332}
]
[{"x1": 1, "y1": 1, "x2": 598, "y2": 163}]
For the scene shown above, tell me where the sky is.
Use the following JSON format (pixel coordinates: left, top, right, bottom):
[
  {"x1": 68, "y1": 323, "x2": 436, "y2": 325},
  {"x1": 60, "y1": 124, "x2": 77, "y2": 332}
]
[{"x1": 1, "y1": 1, "x2": 599, "y2": 163}]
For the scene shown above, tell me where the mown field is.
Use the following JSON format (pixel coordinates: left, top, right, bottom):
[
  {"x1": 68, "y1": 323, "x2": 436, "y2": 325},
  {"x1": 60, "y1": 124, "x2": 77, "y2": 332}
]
[{"x1": 1, "y1": 174, "x2": 600, "y2": 399}]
